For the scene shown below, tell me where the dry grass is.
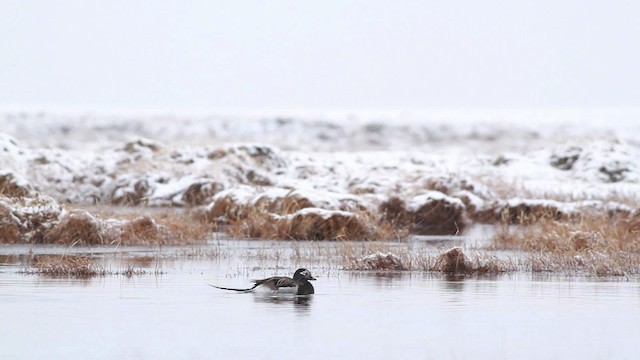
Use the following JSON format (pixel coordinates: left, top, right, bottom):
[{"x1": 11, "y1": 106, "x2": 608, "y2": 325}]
[
  {"x1": 350, "y1": 252, "x2": 409, "y2": 270},
  {"x1": 206, "y1": 187, "x2": 469, "y2": 240},
  {"x1": 424, "y1": 248, "x2": 515, "y2": 275},
  {"x1": 492, "y1": 212, "x2": 640, "y2": 253},
  {"x1": 342, "y1": 245, "x2": 515, "y2": 275},
  {"x1": 110, "y1": 179, "x2": 152, "y2": 206},
  {"x1": 181, "y1": 181, "x2": 223, "y2": 206},
  {"x1": 38, "y1": 210, "x2": 213, "y2": 246},
  {"x1": 520, "y1": 251, "x2": 639, "y2": 276},
  {"x1": 206, "y1": 194, "x2": 249, "y2": 222},
  {"x1": 498, "y1": 202, "x2": 566, "y2": 225},
  {"x1": 335, "y1": 240, "x2": 639, "y2": 277},
  {"x1": 279, "y1": 210, "x2": 368, "y2": 241},
  {"x1": 19, "y1": 255, "x2": 152, "y2": 278},
  {"x1": 0, "y1": 171, "x2": 33, "y2": 197},
  {"x1": 434, "y1": 247, "x2": 469, "y2": 273},
  {"x1": 486, "y1": 210, "x2": 640, "y2": 277},
  {"x1": 44, "y1": 211, "x2": 106, "y2": 245},
  {"x1": 34, "y1": 256, "x2": 102, "y2": 278},
  {"x1": 118, "y1": 212, "x2": 213, "y2": 245},
  {"x1": 224, "y1": 234, "x2": 633, "y2": 277},
  {"x1": 0, "y1": 201, "x2": 23, "y2": 243},
  {"x1": 1, "y1": 195, "x2": 65, "y2": 244},
  {"x1": 1, "y1": 196, "x2": 214, "y2": 245},
  {"x1": 252, "y1": 192, "x2": 315, "y2": 215},
  {"x1": 226, "y1": 208, "x2": 405, "y2": 241},
  {"x1": 379, "y1": 196, "x2": 468, "y2": 235}
]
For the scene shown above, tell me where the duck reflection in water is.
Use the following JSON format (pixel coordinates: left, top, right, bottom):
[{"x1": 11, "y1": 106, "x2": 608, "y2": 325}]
[{"x1": 253, "y1": 293, "x2": 314, "y2": 306}]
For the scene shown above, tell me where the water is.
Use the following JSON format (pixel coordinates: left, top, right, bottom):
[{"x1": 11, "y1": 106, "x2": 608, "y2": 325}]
[{"x1": 1, "y1": 242, "x2": 639, "y2": 360}]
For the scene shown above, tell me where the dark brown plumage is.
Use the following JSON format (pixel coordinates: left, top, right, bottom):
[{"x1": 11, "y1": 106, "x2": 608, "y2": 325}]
[{"x1": 210, "y1": 268, "x2": 316, "y2": 295}]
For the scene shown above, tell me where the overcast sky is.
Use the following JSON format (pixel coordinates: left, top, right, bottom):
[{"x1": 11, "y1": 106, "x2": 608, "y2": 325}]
[{"x1": 1, "y1": 1, "x2": 639, "y2": 110}]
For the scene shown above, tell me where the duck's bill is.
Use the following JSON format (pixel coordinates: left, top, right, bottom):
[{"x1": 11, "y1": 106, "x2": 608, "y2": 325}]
[{"x1": 309, "y1": 276, "x2": 317, "y2": 281}]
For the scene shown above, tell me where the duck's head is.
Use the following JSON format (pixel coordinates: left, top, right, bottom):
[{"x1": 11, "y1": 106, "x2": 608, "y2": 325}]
[{"x1": 293, "y1": 268, "x2": 316, "y2": 282}]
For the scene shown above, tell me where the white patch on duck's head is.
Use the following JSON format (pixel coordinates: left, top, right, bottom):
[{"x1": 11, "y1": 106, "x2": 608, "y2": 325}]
[{"x1": 295, "y1": 268, "x2": 316, "y2": 281}]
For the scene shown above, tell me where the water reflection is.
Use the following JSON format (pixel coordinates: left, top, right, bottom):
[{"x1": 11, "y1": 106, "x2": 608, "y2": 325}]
[
  {"x1": 0, "y1": 254, "x2": 35, "y2": 266},
  {"x1": 443, "y1": 274, "x2": 466, "y2": 283},
  {"x1": 347, "y1": 271, "x2": 413, "y2": 289},
  {"x1": 252, "y1": 294, "x2": 313, "y2": 315},
  {"x1": 437, "y1": 275, "x2": 467, "y2": 307},
  {"x1": 2, "y1": 242, "x2": 640, "y2": 360}
]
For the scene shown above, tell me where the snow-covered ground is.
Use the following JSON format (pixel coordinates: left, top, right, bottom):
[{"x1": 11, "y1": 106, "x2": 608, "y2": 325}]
[
  {"x1": 3, "y1": 108, "x2": 640, "y2": 152},
  {"x1": 1, "y1": 109, "x2": 639, "y2": 235}
]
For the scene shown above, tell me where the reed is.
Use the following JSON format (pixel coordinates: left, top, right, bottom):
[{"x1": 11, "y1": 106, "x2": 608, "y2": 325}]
[
  {"x1": 18, "y1": 255, "x2": 154, "y2": 278},
  {"x1": 491, "y1": 212, "x2": 640, "y2": 253},
  {"x1": 33, "y1": 256, "x2": 102, "y2": 278}
]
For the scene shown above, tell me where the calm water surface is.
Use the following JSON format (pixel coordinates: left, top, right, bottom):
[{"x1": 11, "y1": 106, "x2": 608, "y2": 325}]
[{"x1": 1, "y1": 241, "x2": 639, "y2": 360}]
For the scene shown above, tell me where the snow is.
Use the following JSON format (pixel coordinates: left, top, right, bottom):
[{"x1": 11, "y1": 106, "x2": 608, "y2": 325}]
[
  {"x1": 453, "y1": 190, "x2": 485, "y2": 209},
  {"x1": 206, "y1": 186, "x2": 258, "y2": 212},
  {"x1": 1, "y1": 109, "x2": 639, "y2": 217},
  {"x1": 406, "y1": 191, "x2": 465, "y2": 212},
  {"x1": 249, "y1": 187, "x2": 293, "y2": 204},
  {"x1": 150, "y1": 175, "x2": 204, "y2": 205},
  {"x1": 287, "y1": 207, "x2": 355, "y2": 220}
]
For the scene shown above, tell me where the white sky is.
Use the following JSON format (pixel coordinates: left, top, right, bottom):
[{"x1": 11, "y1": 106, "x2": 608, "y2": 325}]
[{"x1": 1, "y1": 1, "x2": 639, "y2": 110}]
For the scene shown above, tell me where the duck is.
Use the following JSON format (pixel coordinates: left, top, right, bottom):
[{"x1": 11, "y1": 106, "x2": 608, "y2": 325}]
[{"x1": 210, "y1": 268, "x2": 316, "y2": 295}]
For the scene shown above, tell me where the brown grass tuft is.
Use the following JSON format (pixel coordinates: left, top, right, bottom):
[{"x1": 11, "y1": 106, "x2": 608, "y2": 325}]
[
  {"x1": 206, "y1": 194, "x2": 248, "y2": 221},
  {"x1": 435, "y1": 247, "x2": 468, "y2": 274},
  {"x1": 342, "y1": 244, "x2": 514, "y2": 275},
  {"x1": 114, "y1": 211, "x2": 212, "y2": 245},
  {"x1": 121, "y1": 215, "x2": 161, "y2": 243},
  {"x1": 492, "y1": 213, "x2": 640, "y2": 253},
  {"x1": 33, "y1": 256, "x2": 102, "y2": 278},
  {"x1": 19, "y1": 255, "x2": 153, "y2": 278},
  {"x1": 227, "y1": 208, "x2": 404, "y2": 241},
  {"x1": 253, "y1": 192, "x2": 315, "y2": 214},
  {"x1": 0, "y1": 201, "x2": 22, "y2": 243},
  {"x1": 353, "y1": 252, "x2": 408, "y2": 270},
  {"x1": 1, "y1": 195, "x2": 213, "y2": 245},
  {"x1": 429, "y1": 248, "x2": 515, "y2": 275},
  {"x1": 182, "y1": 181, "x2": 223, "y2": 206},
  {"x1": 499, "y1": 202, "x2": 565, "y2": 224},
  {"x1": 0, "y1": 195, "x2": 64, "y2": 243},
  {"x1": 379, "y1": 194, "x2": 468, "y2": 235},
  {"x1": 0, "y1": 172, "x2": 33, "y2": 197},
  {"x1": 379, "y1": 196, "x2": 408, "y2": 225},
  {"x1": 228, "y1": 208, "x2": 369, "y2": 240},
  {"x1": 523, "y1": 251, "x2": 638, "y2": 276},
  {"x1": 110, "y1": 179, "x2": 152, "y2": 206},
  {"x1": 488, "y1": 211, "x2": 640, "y2": 276},
  {"x1": 285, "y1": 209, "x2": 369, "y2": 240},
  {"x1": 44, "y1": 211, "x2": 108, "y2": 245},
  {"x1": 153, "y1": 211, "x2": 212, "y2": 244}
]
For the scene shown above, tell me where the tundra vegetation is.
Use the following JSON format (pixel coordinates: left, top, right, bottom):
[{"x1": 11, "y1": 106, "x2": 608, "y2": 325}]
[{"x1": 1, "y1": 125, "x2": 639, "y2": 277}]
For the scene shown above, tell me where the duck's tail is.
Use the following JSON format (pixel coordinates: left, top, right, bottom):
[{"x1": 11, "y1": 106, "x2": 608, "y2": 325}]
[{"x1": 209, "y1": 283, "x2": 260, "y2": 292}]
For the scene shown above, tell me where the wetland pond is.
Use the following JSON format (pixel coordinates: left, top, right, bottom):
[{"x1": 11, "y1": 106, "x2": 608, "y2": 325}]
[{"x1": 1, "y1": 240, "x2": 639, "y2": 360}]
